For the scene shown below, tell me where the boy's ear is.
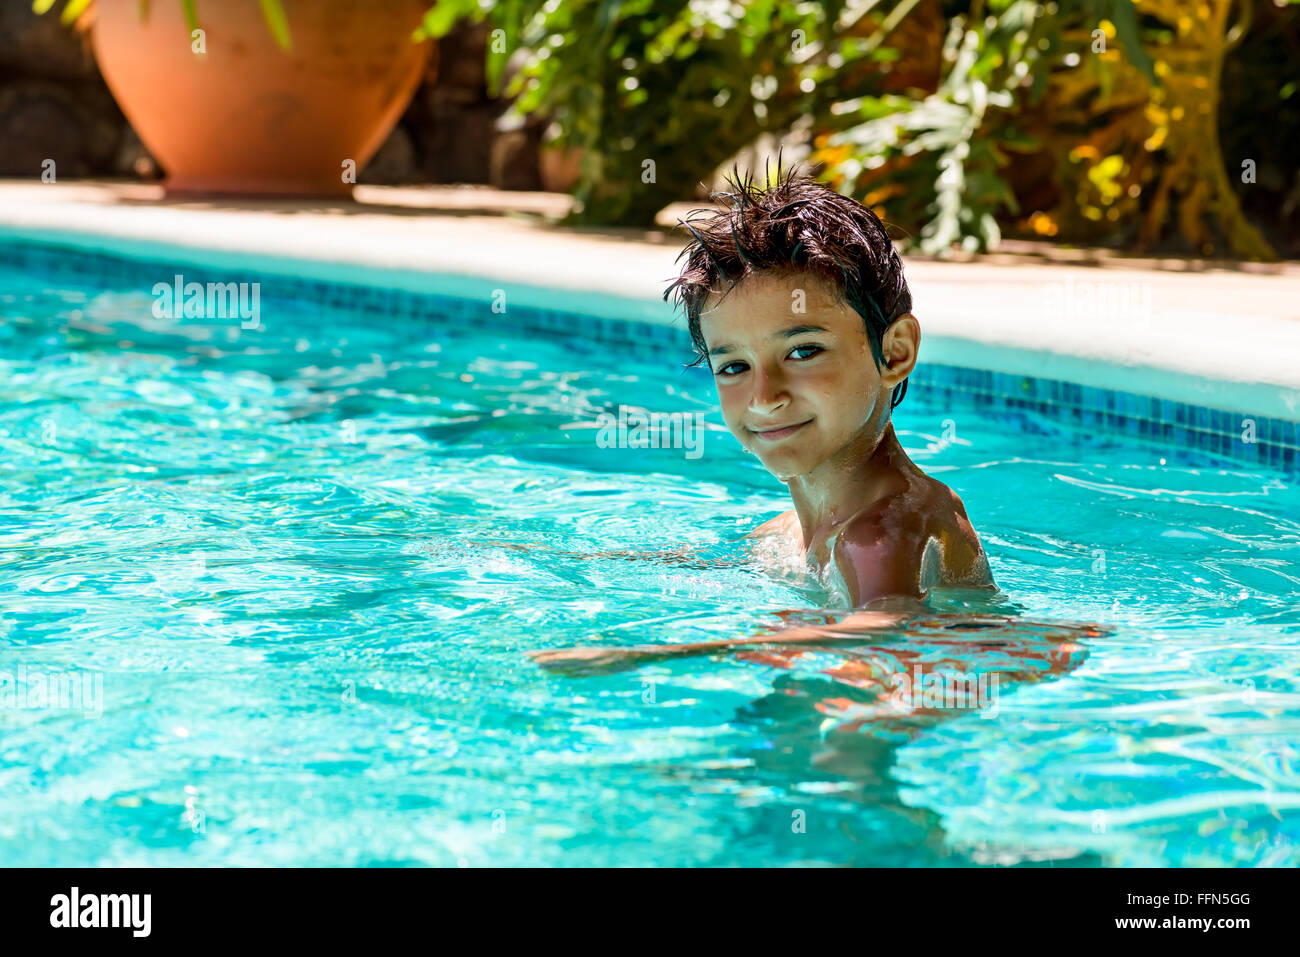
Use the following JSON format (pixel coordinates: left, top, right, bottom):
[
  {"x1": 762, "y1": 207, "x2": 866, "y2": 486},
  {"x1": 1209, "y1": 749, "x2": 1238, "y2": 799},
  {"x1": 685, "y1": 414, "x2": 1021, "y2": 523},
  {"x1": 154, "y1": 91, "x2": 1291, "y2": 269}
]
[{"x1": 880, "y1": 313, "x2": 920, "y2": 385}]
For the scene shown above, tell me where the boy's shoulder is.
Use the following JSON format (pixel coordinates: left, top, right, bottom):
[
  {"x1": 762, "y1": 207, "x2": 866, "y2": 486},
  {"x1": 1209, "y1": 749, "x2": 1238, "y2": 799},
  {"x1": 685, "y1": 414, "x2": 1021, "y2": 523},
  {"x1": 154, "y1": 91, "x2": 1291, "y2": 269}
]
[
  {"x1": 834, "y1": 472, "x2": 992, "y2": 598},
  {"x1": 840, "y1": 470, "x2": 963, "y2": 539}
]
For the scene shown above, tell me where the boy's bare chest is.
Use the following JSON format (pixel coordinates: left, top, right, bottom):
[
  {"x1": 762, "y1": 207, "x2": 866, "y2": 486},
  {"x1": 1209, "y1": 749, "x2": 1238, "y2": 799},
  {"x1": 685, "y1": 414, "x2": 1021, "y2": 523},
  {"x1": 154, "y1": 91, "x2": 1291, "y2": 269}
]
[{"x1": 796, "y1": 510, "x2": 946, "y2": 590}]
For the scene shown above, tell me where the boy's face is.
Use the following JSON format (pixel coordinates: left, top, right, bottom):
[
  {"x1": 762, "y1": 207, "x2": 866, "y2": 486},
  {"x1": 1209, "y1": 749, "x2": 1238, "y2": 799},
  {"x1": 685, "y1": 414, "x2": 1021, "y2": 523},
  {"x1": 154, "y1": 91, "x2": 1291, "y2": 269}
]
[{"x1": 699, "y1": 271, "x2": 916, "y2": 482}]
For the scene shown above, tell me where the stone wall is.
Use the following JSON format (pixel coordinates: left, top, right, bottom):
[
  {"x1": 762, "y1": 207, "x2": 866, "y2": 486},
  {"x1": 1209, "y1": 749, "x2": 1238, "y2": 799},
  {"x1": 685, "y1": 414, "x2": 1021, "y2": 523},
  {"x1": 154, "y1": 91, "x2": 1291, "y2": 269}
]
[
  {"x1": 0, "y1": 2, "x2": 131, "y2": 178},
  {"x1": 366, "y1": 19, "x2": 546, "y2": 191},
  {"x1": 0, "y1": 1, "x2": 545, "y2": 190}
]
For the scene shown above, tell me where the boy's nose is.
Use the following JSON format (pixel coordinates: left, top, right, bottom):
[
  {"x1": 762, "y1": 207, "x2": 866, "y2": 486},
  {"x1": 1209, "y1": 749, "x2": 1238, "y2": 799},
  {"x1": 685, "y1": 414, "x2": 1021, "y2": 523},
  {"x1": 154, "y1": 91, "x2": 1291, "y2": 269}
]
[{"x1": 749, "y1": 365, "x2": 790, "y2": 414}]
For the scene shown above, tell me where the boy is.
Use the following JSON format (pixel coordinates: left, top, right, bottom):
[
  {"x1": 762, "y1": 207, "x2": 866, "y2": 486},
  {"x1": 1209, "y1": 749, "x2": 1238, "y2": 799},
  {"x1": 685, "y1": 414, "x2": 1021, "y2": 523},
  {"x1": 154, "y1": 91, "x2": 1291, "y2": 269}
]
[
  {"x1": 532, "y1": 167, "x2": 998, "y2": 671},
  {"x1": 669, "y1": 166, "x2": 994, "y2": 608}
]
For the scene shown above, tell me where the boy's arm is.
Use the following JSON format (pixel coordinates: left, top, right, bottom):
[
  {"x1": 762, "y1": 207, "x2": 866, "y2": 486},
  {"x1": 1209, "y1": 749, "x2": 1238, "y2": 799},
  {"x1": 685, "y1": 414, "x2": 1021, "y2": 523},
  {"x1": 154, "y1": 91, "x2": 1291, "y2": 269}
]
[
  {"x1": 445, "y1": 539, "x2": 739, "y2": 569},
  {"x1": 529, "y1": 607, "x2": 911, "y2": 674},
  {"x1": 531, "y1": 513, "x2": 933, "y2": 673},
  {"x1": 943, "y1": 492, "x2": 997, "y2": 588}
]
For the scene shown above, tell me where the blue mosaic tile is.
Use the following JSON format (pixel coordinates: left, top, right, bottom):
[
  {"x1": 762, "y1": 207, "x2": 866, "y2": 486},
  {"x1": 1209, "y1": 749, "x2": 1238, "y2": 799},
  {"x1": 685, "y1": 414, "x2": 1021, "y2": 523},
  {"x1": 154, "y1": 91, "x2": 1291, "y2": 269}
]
[{"x1": 5, "y1": 236, "x2": 1298, "y2": 477}]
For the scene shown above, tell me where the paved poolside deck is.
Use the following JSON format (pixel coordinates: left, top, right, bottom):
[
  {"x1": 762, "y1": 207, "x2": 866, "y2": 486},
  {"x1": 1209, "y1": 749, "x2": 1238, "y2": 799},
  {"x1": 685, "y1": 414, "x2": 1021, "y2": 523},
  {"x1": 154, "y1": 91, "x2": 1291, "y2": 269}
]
[{"x1": 3, "y1": 180, "x2": 1299, "y2": 419}]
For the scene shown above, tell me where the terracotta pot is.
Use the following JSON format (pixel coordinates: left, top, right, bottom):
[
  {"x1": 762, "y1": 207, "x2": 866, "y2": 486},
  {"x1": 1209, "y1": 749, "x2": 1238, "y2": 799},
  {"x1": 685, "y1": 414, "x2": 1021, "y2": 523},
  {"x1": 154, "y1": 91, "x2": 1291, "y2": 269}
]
[
  {"x1": 91, "y1": 0, "x2": 431, "y2": 196},
  {"x1": 538, "y1": 143, "x2": 584, "y2": 194}
]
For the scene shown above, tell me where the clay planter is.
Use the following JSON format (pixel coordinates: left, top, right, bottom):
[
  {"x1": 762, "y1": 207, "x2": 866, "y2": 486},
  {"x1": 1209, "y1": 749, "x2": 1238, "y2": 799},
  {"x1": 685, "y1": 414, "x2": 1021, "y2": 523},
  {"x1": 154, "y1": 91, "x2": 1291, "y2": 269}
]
[
  {"x1": 91, "y1": 0, "x2": 431, "y2": 197},
  {"x1": 538, "y1": 142, "x2": 584, "y2": 195}
]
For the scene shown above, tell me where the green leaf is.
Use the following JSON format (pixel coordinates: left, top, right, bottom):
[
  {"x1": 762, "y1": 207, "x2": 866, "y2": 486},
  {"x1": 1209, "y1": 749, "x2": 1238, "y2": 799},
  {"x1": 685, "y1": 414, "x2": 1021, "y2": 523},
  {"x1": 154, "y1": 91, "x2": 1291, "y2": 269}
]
[
  {"x1": 413, "y1": 0, "x2": 479, "y2": 41},
  {"x1": 596, "y1": 0, "x2": 624, "y2": 34},
  {"x1": 259, "y1": 0, "x2": 292, "y2": 51},
  {"x1": 487, "y1": 1, "x2": 528, "y2": 95},
  {"x1": 32, "y1": 0, "x2": 57, "y2": 14},
  {"x1": 180, "y1": 0, "x2": 199, "y2": 36},
  {"x1": 59, "y1": 0, "x2": 92, "y2": 25},
  {"x1": 1102, "y1": 0, "x2": 1156, "y2": 85}
]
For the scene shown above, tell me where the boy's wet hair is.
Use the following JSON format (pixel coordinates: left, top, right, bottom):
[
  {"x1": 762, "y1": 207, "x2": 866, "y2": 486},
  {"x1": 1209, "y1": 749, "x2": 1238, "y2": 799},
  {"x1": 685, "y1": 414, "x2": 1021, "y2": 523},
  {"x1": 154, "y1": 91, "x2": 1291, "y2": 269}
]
[{"x1": 664, "y1": 160, "x2": 912, "y2": 409}]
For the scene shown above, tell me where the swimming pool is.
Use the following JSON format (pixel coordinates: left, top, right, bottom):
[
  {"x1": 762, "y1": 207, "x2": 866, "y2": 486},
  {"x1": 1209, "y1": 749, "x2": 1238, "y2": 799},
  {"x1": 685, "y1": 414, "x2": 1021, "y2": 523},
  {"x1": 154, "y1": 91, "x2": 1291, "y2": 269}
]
[{"x1": 2, "y1": 253, "x2": 1298, "y2": 867}]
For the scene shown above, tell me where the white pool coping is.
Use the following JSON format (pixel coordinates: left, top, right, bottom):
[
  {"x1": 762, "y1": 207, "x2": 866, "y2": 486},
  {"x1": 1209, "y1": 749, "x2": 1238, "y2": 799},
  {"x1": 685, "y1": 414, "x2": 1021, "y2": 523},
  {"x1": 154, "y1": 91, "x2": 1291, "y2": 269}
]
[{"x1": 3, "y1": 180, "x2": 1299, "y2": 421}]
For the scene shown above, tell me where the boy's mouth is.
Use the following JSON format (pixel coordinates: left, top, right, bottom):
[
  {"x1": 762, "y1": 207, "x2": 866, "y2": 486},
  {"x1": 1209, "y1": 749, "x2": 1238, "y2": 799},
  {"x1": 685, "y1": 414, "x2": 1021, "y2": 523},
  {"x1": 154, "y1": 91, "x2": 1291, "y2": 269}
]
[{"x1": 748, "y1": 418, "x2": 813, "y2": 441}]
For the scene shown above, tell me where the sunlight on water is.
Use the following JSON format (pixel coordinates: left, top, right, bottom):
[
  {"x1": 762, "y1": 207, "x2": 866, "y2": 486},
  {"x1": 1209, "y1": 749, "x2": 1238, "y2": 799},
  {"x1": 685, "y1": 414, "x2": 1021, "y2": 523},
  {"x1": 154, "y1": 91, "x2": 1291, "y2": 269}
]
[{"x1": 1, "y1": 268, "x2": 1297, "y2": 866}]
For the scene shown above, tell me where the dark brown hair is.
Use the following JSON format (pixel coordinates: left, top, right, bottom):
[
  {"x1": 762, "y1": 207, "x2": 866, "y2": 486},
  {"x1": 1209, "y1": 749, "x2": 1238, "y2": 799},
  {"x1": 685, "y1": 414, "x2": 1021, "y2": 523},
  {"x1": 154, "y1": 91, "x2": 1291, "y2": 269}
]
[{"x1": 663, "y1": 162, "x2": 913, "y2": 409}]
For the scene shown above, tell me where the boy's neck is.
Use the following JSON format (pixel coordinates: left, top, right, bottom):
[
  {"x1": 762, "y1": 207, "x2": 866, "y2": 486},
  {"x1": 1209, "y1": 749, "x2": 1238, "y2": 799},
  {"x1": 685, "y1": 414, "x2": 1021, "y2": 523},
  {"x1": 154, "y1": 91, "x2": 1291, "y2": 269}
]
[{"x1": 785, "y1": 422, "x2": 914, "y2": 552}]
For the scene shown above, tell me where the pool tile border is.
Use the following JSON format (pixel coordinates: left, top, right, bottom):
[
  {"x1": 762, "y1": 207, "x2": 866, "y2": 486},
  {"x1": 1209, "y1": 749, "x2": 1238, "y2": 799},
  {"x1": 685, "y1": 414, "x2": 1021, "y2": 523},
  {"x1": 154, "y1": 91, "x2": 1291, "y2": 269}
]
[{"x1": 4, "y1": 237, "x2": 1296, "y2": 477}]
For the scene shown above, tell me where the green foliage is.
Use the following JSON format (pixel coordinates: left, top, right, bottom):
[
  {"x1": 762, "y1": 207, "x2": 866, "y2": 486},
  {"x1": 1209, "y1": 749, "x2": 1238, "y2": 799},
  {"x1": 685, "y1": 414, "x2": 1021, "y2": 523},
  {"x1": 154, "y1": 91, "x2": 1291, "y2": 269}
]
[
  {"x1": 35, "y1": 0, "x2": 295, "y2": 50},
  {"x1": 830, "y1": 15, "x2": 1019, "y2": 252},
  {"x1": 423, "y1": 0, "x2": 901, "y2": 225},
  {"x1": 423, "y1": 1, "x2": 1159, "y2": 247},
  {"x1": 1089, "y1": 0, "x2": 1154, "y2": 81},
  {"x1": 827, "y1": 1, "x2": 1156, "y2": 253},
  {"x1": 256, "y1": 0, "x2": 292, "y2": 51},
  {"x1": 1219, "y1": 0, "x2": 1300, "y2": 252},
  {"x1": 45, "y1": 0, "x2": 1282, "y2": 254}
]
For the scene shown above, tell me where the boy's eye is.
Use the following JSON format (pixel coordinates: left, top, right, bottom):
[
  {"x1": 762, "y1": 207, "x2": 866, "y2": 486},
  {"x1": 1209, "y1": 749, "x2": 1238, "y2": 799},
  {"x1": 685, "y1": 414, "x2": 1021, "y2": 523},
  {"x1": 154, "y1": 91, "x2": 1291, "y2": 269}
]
[
  {"x1": 789, "y1": 343, "x2": 823, "y2": 360},
  {"x1": 713, "y1": 345, "x2": 823, "y2": 377}
]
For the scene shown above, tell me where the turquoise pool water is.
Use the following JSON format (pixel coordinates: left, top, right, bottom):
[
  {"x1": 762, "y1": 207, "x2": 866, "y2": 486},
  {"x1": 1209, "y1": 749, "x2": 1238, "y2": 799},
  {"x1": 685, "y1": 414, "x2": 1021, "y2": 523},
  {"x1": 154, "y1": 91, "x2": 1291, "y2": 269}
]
[{"x1": 2, "y1": 265, "x2": 1298, "y2": 867}]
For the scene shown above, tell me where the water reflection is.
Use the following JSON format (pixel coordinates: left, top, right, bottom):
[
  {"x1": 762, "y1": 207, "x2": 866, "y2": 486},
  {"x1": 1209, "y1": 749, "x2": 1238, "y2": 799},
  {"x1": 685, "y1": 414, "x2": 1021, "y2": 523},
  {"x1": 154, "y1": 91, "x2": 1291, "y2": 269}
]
[{"x1": 539, "y1": 596, "x2": 1109, "y2": 865}]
